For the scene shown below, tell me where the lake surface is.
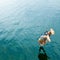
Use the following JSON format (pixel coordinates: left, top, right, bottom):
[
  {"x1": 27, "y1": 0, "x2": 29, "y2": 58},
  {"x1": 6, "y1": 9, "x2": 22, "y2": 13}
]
[{"x1": 0, "y1": 0, "x2": 60, "y2": 60}]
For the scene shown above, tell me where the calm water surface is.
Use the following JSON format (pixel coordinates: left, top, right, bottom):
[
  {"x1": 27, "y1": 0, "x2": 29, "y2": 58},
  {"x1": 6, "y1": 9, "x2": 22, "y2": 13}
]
[{"x1": 0, "y1": 0, "x2": 60, "y2": 60}]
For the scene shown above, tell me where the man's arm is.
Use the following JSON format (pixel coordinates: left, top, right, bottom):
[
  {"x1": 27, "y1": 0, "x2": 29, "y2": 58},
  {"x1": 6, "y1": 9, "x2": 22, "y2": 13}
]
[
  {"x1": 41, "y1": 35, "x2": 51, "y2": 42},
  {"x1": 47, "y1": 35, "x2": 51, "y2": 42}
]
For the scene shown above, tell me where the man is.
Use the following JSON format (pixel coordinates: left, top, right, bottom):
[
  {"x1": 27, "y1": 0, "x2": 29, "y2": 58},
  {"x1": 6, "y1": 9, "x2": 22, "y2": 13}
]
[{"x1": 38, "y1": 28, "x2": 55, "y2": 52}]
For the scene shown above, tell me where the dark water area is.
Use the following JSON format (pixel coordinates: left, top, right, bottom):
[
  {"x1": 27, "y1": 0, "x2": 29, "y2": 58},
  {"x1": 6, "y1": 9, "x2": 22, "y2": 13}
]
[{"x1": 0, "y1": 0, "x2": 60, "y2": 60}]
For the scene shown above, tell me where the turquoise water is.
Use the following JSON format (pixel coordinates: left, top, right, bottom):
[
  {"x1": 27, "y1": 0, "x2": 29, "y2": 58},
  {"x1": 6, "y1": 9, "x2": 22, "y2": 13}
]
[{"x1": 0, "y1": 0, "x2": 60, "y2": 60}]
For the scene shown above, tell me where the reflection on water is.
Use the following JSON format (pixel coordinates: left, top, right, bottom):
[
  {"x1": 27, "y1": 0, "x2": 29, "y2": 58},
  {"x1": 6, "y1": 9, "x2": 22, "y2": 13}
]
[{"x1": 38, "y1": 47, "x2": 49, "y2": 60}]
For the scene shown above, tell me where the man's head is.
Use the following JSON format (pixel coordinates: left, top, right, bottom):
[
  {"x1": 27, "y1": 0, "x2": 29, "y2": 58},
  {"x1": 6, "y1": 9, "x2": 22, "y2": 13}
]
[{"x1": 47, "y1": 28, "x2": 55, "y2": 36}]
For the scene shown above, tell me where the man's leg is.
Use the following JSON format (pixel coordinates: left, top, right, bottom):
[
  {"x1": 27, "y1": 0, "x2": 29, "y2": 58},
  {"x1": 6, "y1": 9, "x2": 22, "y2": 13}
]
[
  {"x1": 39, "y1": 46, "x2": 46, "y2": 53},
  {"x1": 39, "y1": 46, "x2": 43, "y2": 52}
]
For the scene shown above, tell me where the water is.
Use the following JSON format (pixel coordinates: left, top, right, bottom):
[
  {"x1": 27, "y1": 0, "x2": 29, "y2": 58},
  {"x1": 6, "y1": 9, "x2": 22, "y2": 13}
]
[{"x1": 0, "y1": 0, "x2": 60, "y2": 60}]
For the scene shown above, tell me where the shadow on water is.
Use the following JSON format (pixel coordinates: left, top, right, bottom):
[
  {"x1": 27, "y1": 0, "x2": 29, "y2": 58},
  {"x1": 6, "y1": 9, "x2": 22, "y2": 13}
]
[{"x1": 38, "y1": 47, "x2": 49, "y2": 60}]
